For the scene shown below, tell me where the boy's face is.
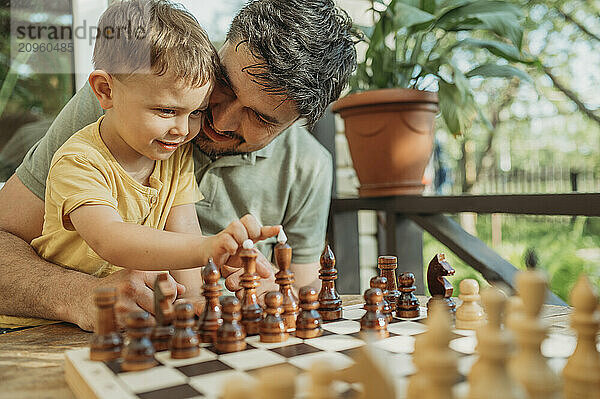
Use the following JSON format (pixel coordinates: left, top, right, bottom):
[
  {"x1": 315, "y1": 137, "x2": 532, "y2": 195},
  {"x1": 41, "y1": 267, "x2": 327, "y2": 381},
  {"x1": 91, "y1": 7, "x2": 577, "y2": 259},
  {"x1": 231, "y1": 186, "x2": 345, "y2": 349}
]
[
  {"x1": 109, "y1": 73, "x2": 212, "y2": 161},
  {"x1": 196, "y1": 41, "x2": 300, "y2": 157}
]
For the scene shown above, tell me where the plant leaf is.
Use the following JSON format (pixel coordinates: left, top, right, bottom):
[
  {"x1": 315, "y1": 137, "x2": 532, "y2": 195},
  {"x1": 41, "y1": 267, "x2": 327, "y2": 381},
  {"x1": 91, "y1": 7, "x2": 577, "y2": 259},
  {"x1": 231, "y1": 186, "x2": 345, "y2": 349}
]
[
  {"x1": 465, "y1": 63, "x2": 532, "y2": 82},
  {"x1": 392, "y1": 2, "x2": 436, "y2": 29},
  {"x1": 435, "y1": 1, "x2": 524, "y2": 48},
  {"x1": 438, "y1": 81, "x2": 463, "y2": 135},
  {"x1": 453, "y1": 38, "x2": 536, "y2": 64},
  {"x1": 422, "y1": 0, "x2": 438, "y2": 14}
]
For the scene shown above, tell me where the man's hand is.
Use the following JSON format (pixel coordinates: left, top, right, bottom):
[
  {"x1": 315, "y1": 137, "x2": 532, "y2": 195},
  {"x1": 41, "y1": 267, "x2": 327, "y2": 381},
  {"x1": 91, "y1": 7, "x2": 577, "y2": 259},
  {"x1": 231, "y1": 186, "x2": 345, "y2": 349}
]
[{"x1": 77, "y1": 270, "x2": 185, "y2": 331}]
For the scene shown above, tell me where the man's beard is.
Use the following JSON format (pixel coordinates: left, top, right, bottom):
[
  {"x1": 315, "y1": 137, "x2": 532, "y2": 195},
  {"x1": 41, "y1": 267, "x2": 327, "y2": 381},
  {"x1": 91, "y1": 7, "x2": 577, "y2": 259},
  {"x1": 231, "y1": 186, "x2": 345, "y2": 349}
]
[{"x1": 194, "y1": 133, "x2": 248, "y2": 158}]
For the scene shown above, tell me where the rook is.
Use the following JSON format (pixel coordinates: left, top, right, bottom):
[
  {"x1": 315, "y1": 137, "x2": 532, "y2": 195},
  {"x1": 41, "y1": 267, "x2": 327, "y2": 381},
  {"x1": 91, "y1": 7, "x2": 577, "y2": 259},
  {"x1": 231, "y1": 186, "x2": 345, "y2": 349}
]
[
  {"x1": 90, "y1": 287, "x2": 122, "y2": 361},
  {"x1": 377, "y1": 256, "x2": 400, "y2": 313}
]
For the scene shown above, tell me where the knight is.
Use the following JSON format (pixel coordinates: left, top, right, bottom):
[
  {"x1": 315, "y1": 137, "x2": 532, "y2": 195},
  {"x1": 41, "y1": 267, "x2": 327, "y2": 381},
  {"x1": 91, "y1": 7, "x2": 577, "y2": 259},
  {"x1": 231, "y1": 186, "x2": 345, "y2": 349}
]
[{"x1": 426, "y1": 253, "x2": 456, "y2": 316}]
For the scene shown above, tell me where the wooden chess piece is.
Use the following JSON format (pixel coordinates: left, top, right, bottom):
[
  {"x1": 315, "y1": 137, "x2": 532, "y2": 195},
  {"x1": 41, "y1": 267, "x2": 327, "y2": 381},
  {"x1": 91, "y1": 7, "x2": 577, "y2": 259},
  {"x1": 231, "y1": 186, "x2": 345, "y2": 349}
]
[
  {"x1": 308, "y1": 361, "x2": 337, "y2": 399},
  {"x1": 455, "y1": 279, "x2": 486, "y2": 330},
  {"x1": 240, "y1": 239, "x2": 262, "y2": 336},
  {"x1": 318, "y1": 245, "x2": 342, "y2": 321},
  {"x1": 418, "y1": 302, "x2": 458, "y2": 399},
  {"x1": 562, "y1": 275, "x2": 600, "y2": 399},
  {"x1": 198, "y1": 259, "x2": 222, "y2": 343},
  {"x1": 360, "y1": 288, "x2": 389, "y2": 339},
  {"x1": 151, "y1": 273, "x2": 175, "y2": 351},
  {"x1": 377, "y1": 256, "x2": 400, "y2": 314},
  {"x1": 274, "y1": 228, "x2": 299, "y2": 331},
  {"x1": 216, "y1": 296, "x2": 247, "y2": 353},
  {"x1": 260, "y1": 291, "x2": 289, "y2": 343},
  {"x1": 397, "y1": 272, "x2": 420, "y2": 318},
  {"x1": 257, "y1": 365, "x2": 296, "y2": 399},
  {"x1": 509, "y1": 269, "x2": 561, "y2": 399},
  {"x1": 467, "y1": 287, "x2": 524, "y2": 399},
  {"x1": 121, "y1": 311, "x2": 157, "y2": 371},
  {"x1": 295, "y1": 287, "x2": 323, "y2": 339},
  {"x1": 426, "y1": 253, "x2": 456, "y2": 315},
  {"x1": 406, "y1": 329, "x2": 427, "y2": 398},
  {"x1": 90, "y1": 287, "x2": 122, "y2": 361},
  {"x1": 340, "y1": 344, "x2": 397, "y2": 399},
  {"x1": 370, "y1": 276, "x2": 392, "y2": 323},
  {"x1": 171, "y1": 302, "x2": 200, "y2": 359}
]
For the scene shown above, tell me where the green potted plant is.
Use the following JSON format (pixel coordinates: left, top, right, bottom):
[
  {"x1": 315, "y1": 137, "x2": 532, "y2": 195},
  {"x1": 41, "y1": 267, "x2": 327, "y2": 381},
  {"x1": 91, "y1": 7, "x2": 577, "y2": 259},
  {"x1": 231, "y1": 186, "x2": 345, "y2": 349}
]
[{"x1": 332, "y1": 0, "x2": 534, "y2": 197}]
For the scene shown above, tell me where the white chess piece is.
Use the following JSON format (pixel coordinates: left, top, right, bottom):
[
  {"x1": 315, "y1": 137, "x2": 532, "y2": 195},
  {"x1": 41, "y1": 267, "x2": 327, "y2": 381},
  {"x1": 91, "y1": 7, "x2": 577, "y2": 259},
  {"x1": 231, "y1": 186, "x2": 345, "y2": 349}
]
[
  {"x1": 562, "y1": 275, "x2": 600, "y2": 399},
  {"x1": 456, "y1": 279, "x2": 486, "y2": 330}
]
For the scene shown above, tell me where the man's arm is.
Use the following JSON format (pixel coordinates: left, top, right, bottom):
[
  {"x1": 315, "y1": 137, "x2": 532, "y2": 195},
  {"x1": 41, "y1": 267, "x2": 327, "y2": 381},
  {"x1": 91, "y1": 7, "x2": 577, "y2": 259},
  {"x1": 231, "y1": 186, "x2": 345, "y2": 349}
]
[{"x1": 0, "y1": 175, "x2": 185, "y2": 331}]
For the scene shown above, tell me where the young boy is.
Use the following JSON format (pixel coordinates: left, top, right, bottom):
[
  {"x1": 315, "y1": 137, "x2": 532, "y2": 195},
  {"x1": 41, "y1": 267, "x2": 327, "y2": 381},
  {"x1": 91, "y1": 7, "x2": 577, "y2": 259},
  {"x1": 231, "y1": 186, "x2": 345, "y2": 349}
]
[{"x1": 3, "y1": 0, "x2": 278, "y2": 327}]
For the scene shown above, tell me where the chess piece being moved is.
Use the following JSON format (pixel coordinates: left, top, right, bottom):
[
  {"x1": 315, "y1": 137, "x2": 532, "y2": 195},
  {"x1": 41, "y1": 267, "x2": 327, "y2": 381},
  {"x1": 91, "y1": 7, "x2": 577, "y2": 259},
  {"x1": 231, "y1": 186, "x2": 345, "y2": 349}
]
[
  {"x1": 151, "y1": 273, "x2": 175, "y2": 351},
  {"x1": 562, "y1": 275, "x2": 600, "y2": 399},
  {"x1": 260, "y1": 291, "x2": 289, "y2": 343},
  {"x1": 240, "y1": 239, "x2": 262, "y2": 336},
  {"x1": 397, "y1": 272, "x2": 420, "y2": 318},
  {"x1": 121, "y1": 311, "x2": 157, "y2": 371},
  {"x1": 296, "y1": 287, "x2": 323, "y2": 339},
  {"x1": 171, "y1": 302, "x2": 199, "y2": 359},
  {"x1": 216, "y1": 296, "x2": 246, "y2": 353},
  {"x1": 377, "y1": 256, "x2": 400, "y2": 313},
  {"x1": 467, "y1": 287, "x2": 524, "y2": 399},
  {"x1": 274, "y1": 228, "x2": 299, "y2": 331},
  {"x1": 360, "y1": 288, "x2": 389, "y2": 339},
  {"x1": 318, "y1": 245, "x2": 342, "y2": 320},
  {"x1": 426, "y1": 254, "x2": 456, "y2": 315},
  {"x1": 90, "y1": 287, "x2": 122, "y2": 361},
  {"x1": 198, "y1": 259, "x2": 222, "y2": 343},
  {"x1": 370, "y1": 276, "x2": 392, "y2": 322},
  {"x1": 455, "y1": 279, "x2": 485, "y2": 330},
  {"x1": 509, "y1": 269, "x2": 561, "y2": 399}
]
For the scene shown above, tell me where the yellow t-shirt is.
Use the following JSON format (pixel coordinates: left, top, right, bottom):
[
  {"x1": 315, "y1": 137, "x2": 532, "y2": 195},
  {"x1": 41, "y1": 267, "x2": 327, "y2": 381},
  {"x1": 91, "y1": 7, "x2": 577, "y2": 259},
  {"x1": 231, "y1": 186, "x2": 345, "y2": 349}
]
[{"x1": 0, "y1": 116, "x2": 203, "y2": 328}]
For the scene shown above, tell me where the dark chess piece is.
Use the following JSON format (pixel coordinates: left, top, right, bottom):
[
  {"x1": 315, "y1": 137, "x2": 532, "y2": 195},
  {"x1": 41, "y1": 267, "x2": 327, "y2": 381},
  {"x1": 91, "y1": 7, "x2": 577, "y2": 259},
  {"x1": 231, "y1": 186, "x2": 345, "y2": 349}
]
[
  {"x1": 198, "y1": 259, "x2": 222, "y2": 343},
  {"x1": 121, "y1": 311, "x2": 157, "y2": 371},
  {"x1": 377, "y1": 256, "x2": 400, "y2": 313},
  {"x1": 216, "y1": 296, "x2": 247, "y2": 353},
  {"x1": 240, "y1": 240, "x2": 262, "y2": 336},
  {"x1": 90, "y1": 287, "x2": 122, "y2": 361},
  {"x1": 370, "y1": 276, "x2": 392, "y2": 323},
  {"x1": 426, "y1": 254, "x2": 456, "y2": 315},
  {"x1": 397, "y1": 272, "x2": 420, "y2": 318},
  {"x1": 295, "y1": 287, "x2": 323, "y2": 339},
  {"x1": 260, "y1": 291, "x2": 288, "y2": 343},
  {"x1": 318, "y1": 245, "x2": 342, "y2": 321},
  {"x1": 274, "y1": 229, "x2": 299, "y2": 332},
  {"x1": 151, "y1": 273, "x2": 175, "y2": 351},
  {"x1": 171, "y1": 302, "x2": 199, "y2": 359},
  {"x1": 360, "y1": 288, "x2": 389, "y2": 339}
]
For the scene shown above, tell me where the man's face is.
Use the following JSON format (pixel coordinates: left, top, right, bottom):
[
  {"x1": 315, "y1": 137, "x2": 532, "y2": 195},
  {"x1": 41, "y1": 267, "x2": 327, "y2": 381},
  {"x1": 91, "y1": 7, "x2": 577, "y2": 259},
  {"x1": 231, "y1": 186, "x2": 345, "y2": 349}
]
[{"x1": 197, "y1": 40, "x2": 300, "y2": 157}]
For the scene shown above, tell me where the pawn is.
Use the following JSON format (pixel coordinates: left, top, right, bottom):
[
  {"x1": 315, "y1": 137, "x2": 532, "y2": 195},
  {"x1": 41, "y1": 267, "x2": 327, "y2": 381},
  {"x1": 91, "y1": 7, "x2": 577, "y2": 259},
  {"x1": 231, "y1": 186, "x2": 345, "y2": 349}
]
[
  {"x1": 216, "y1": 296, "x2": 247, "y2": 353},
  {"x1": 260, "y1": 291, "x2": 289, "y2": 343},
  {"x1": 455, "y1": 279, "x2": 486, "y2": 330},
  {"x1": 151, "y1": 273, "x2": 175, "y2": 351},
  {"x1": 257, "y1": 366, "x2": 296, "y2": 399},
  {"x1": 309, "y1": 361, "x2": 337, "y2": 399},
  {"x1": 121, "y1": 311, "x2": 157, "y2": 371},
  {"x1": 370, "y1": 276, "x2": 392, "y2": 323},
  {"x1": 296, "y1": 287, "x2": 323, "y2": 339},
  {"x1": 90, "y1": 287, "x2": 122, "y2": 361},
  {"x1": 318, "y1": 245, "x2": 342, "y2": 321},
  {"x1": 171, "y1": 302, "x2": 199, "y2": 359},
  {"x1": 397, "y1": 272, "x2": 420, "y2": 318},
  {"x1": 360, "y1": 288, "x2": 389, "y2": 339},
  {"x1": 562, "y1": 275, "x2": 600, "y2": 399},
  {"x1": 198, "y1": 259, "x2": 222, "y2": 343}
]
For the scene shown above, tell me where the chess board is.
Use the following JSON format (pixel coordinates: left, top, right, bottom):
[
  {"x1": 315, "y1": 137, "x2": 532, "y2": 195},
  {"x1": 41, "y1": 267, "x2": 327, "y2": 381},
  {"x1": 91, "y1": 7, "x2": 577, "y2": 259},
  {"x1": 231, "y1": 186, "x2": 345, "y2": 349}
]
[{"x1": 64, "y1": 304, "x2": 576, "y2": 399}]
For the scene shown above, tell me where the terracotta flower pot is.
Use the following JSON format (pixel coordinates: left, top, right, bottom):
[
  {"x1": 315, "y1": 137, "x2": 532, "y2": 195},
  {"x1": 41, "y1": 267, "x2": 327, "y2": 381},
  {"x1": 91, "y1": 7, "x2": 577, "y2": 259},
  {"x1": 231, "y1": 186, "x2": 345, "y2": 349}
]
[{"x1": 332, "y1": 88, "x2": 439, "y2": 197}]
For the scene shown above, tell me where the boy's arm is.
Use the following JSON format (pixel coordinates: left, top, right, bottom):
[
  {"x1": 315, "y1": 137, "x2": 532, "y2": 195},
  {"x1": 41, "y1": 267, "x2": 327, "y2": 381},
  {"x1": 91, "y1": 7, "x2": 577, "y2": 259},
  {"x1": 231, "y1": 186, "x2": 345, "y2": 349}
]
[
  {"x1": 70, "y1": 204, "x2": 236, "y2": 270},
  {"x1": 164, "y1": 203, "x2": 203, "y2": 298}
]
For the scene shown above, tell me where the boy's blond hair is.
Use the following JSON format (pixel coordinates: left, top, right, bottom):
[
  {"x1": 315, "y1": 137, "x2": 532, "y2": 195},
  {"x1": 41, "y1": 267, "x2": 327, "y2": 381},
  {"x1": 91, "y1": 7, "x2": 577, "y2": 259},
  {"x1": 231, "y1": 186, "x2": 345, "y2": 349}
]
[{"x1": 93, "y1": 0, "x2": 217, "y2": 87}]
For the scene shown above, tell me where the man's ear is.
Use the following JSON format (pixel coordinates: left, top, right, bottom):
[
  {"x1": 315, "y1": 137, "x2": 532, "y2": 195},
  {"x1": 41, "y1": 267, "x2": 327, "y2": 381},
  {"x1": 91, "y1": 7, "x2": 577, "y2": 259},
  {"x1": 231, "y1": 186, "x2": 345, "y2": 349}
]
[{"x1": 88, "y1": 70, "x2": 114, "y2": 110}]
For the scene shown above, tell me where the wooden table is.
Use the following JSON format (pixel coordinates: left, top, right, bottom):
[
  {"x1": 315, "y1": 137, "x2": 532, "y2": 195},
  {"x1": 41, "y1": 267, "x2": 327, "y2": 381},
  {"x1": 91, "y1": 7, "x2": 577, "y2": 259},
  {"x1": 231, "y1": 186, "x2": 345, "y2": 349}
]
[{"x1": 0, "y1": 296, "x2": 573, "y2": 399}]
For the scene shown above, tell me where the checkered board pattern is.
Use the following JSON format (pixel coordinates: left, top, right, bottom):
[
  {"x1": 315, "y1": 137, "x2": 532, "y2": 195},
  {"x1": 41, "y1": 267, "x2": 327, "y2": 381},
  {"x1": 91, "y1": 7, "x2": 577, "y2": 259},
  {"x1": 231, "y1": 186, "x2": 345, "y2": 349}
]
[{"x1": 64, "y1": 304, "x2": 577, "y2": 399}]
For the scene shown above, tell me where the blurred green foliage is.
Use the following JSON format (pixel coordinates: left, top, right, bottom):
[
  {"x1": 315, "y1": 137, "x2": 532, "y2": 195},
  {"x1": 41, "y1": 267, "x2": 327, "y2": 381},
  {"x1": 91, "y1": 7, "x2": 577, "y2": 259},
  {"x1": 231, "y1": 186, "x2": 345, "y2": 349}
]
[{"x1": 423, "y1": 215, "x2": 600, "y2": 304}]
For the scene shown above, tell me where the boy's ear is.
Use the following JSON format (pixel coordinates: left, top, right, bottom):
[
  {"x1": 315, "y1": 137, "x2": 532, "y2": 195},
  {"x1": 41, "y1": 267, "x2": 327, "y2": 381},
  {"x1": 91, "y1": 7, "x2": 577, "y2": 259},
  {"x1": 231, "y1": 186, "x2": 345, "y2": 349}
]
[{"x1": 88, "y1": 70, "x2": 114, "y2": 110}]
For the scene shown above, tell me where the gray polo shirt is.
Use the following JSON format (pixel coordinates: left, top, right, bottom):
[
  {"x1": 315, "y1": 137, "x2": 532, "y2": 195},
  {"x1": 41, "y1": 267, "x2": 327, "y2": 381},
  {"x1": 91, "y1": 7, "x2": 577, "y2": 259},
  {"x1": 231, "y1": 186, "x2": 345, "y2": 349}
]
[{"x1": 16, "y1": 83, "x2": 333, "y2": 264}]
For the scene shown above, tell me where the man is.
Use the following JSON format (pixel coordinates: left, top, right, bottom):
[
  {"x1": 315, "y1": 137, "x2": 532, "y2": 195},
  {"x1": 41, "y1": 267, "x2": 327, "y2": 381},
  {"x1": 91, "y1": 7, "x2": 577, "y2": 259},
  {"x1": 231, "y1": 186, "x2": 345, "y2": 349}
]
[{"x1": 0, "y1": 0, "x2": 358, "y2": 331}]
